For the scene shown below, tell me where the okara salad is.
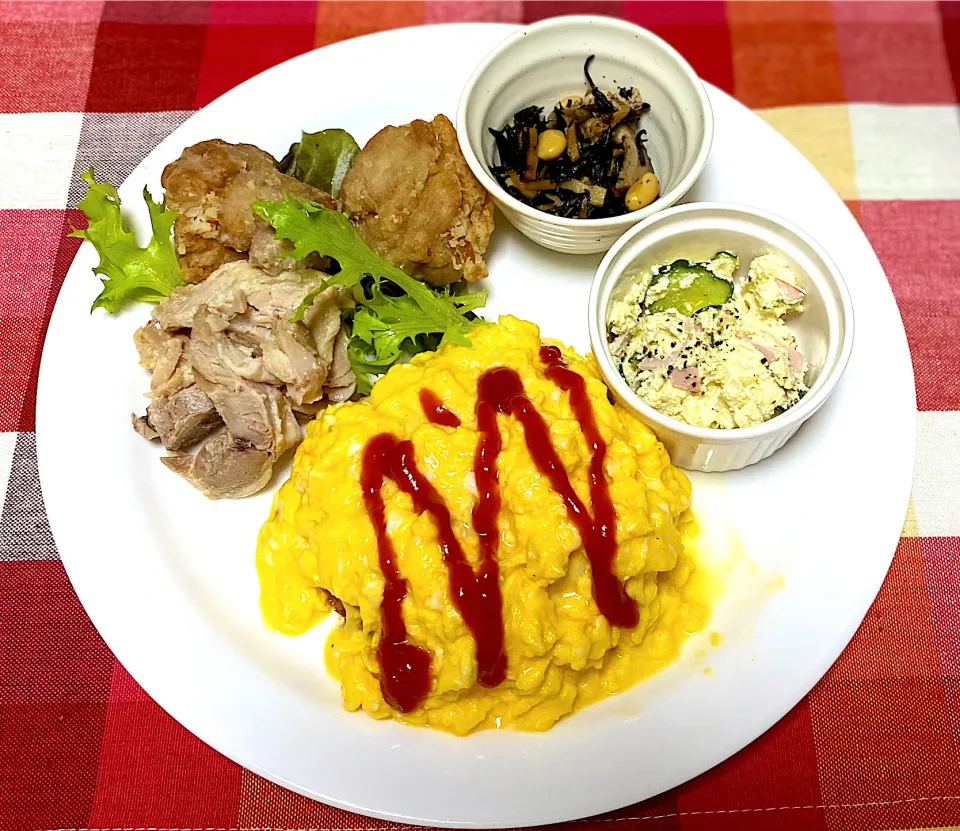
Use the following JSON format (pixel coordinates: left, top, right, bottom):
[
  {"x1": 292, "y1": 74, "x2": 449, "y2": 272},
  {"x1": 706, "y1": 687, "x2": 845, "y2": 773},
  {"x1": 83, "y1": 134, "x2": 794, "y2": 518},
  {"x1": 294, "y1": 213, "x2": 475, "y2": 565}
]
[{"x1": 608, "y1": 252, "x2": 808, "y2": 429}]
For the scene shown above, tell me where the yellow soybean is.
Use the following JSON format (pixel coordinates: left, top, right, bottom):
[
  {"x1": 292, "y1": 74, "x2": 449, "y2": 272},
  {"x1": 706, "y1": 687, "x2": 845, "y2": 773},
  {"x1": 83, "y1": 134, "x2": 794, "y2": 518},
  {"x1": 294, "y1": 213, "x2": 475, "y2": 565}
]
[
  {"x1": 625, "y1": 173, "x2": 660, "y2": 212},
  {"x1": 537, "y1": 129, "x2": 567, "y2": 161}
]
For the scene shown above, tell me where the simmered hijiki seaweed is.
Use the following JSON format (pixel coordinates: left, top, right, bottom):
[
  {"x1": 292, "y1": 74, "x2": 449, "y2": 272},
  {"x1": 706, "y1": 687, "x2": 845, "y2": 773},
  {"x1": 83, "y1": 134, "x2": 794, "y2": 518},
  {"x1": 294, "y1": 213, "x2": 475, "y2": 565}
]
[{"x1": 488, "y1": 56, "x2": 657, "y2": 219}]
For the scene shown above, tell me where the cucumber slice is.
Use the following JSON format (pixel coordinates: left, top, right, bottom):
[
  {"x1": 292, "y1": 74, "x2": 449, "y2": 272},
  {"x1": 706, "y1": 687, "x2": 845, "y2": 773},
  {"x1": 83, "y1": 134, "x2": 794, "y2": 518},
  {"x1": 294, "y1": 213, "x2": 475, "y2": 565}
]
[
  {"x1": 644, "y1": 259, "x2": 734, "y2": 316},
  {"x1": 708, "y1": 251, "x2": 738, "y2": 280}
]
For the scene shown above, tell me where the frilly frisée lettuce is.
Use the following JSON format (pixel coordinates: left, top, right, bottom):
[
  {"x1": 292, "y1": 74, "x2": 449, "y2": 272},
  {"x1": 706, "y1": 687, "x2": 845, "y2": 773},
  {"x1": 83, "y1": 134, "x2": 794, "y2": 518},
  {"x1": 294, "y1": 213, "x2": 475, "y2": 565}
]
[
  {"x1": 72, "y1": 169, "x2": 184, "y2": 313},
  {"x1": 253, "y1": 196, "x2": 487, "y2": 395}
]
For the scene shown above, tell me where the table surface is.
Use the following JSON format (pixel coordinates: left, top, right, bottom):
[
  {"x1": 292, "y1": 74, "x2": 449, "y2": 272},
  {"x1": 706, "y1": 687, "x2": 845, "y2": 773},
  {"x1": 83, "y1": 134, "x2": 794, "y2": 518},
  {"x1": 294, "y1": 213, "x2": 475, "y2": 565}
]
[{"x1": 2, "y1": 2, "x2": 959, "y2": 830}]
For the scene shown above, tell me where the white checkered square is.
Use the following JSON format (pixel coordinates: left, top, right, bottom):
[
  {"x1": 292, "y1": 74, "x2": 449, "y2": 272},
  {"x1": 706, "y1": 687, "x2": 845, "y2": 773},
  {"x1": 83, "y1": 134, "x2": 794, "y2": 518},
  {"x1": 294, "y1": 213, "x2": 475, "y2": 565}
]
[
  {"x1": 0, "y1": 112, "x2": 83, "y2": 208},
  {"x1": 913, "y1": 410, "x2": 960, "y2": 538},
  {"x1": 850, "y1": 104, "x2": 960, "y2": 199},
  {"x1": 0, "y1": 431, "x2": 16, "y2": 507}
]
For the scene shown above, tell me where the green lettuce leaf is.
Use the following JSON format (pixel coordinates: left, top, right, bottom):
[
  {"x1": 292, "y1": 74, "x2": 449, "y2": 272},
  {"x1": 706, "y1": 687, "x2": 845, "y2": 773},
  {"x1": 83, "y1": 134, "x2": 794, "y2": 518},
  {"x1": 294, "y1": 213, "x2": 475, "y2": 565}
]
[
  {"x1": 71, "y1": 169, "x2": 184, "y2": 313},
  {"x1": 252, "y1": 196, "x2": 487, "y2": 394},
  {"x1": 280, "y1": 128, "x2": 359, "y2": 197},
  {"x1": 346, "y1": 337, "x2": 383, "y2": 396}
]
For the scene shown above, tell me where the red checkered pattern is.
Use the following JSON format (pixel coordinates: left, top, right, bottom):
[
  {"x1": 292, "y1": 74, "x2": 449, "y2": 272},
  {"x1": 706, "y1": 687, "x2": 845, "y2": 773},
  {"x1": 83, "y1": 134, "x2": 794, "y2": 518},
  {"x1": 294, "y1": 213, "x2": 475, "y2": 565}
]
[{"x1": 2, "y1": 2, "x2": 958, "y2": 830}]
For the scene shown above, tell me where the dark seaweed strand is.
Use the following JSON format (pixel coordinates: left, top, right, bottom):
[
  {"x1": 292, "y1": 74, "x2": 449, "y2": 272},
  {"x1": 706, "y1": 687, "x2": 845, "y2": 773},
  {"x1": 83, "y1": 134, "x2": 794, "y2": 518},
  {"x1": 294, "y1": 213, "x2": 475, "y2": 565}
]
[
  {"x1": 487, "y1": 105, "x2": 547, "y2": 172},
  {"x1": 546, "y1": 125, "x2": 618, "y2": 190},
  {"x1": 583, "y1": 55, "x2": 615, "y2": 113},
  {"x1": 637, "y1": 128, "x2": 649, "y2": 168},
  {"x1": 553, "y1": 192, "x2": 589, "y2": 219},
  {"x1": 513, "y1": 104, "x2": 544, "y2": 128},
  {"x1": 488, "y1": 127, "x2": 518, "y2": 170},
  {"x1": 487, "y1": 125, "x2": 520, "y2": 170},
  {"x1": 548, "y1": 105, "x2": 564, "y2": 131},
  {"x1": 488, "y1": 105, "x2": 554, "y2": 204},
  {"x1": 590, "y1": 127, "x2": 617, "y2": 188}
]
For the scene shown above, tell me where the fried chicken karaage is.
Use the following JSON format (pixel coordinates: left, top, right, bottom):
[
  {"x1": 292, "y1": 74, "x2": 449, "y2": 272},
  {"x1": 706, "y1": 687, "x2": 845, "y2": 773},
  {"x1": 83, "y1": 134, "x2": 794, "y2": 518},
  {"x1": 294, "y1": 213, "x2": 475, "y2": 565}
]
[
  {"x1": 341, "y1": 114, "x2": 494, "y2": 286},
  {"x1": 161, "y1": 140, "x2": 336, "y2": 283}
]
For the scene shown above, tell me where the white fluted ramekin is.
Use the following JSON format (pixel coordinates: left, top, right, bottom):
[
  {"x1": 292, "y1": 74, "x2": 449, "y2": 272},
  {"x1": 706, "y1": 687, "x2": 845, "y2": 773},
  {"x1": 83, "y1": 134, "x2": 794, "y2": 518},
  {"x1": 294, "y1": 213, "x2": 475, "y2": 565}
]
[
  {"x1": 588, "y1": 203, "x2": 855, "y2": 472},
  {"x1": 456, "y1": 15, "x2": 713, "y2": 255}
]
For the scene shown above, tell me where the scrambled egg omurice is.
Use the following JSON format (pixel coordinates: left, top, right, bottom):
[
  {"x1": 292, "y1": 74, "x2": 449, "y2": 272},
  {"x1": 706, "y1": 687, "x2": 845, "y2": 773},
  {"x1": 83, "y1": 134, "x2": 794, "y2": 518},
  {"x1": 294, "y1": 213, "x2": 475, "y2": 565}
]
[{"x1": 256, "y1": 316, "x2": 707, "y2": 734}]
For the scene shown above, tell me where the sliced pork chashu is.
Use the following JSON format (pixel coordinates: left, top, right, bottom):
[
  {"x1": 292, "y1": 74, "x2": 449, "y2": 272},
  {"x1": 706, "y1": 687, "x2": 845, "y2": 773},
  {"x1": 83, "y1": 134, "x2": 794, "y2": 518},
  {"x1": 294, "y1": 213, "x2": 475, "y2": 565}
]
[
  {"x1": 324, "y1": 327, "x2": 356, "y2": 402},
  {"x1": 134, "y1": 385, "x2": 221, "y2": 452},
  {"x1": 162, "y1": 429, "x2": 273, "y2": 500},
  {"x1": 134, "y1": 323, "x2": 194, "y2": 398},
  {"x1": 132, "y1": 260, "x2": 356, "y2": 498}
]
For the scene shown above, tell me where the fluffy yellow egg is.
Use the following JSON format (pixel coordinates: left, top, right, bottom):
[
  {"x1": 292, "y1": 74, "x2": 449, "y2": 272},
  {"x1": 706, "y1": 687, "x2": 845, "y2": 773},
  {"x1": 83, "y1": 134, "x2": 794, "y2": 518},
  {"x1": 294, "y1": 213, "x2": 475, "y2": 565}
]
[{"x1": 256, "y1": 316, "x2": 707, "y2": 735}]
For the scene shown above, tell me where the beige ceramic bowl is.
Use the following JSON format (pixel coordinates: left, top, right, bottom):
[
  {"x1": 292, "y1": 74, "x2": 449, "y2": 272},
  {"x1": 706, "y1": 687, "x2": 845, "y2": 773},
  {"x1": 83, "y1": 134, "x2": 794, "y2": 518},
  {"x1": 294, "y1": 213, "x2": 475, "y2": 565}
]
[
  {"x1": 588, "y1": 203, "x2": 855, "y2": 472},
  {"x1": 456, "y1": 15, "x2": 714, "y2": 254}
]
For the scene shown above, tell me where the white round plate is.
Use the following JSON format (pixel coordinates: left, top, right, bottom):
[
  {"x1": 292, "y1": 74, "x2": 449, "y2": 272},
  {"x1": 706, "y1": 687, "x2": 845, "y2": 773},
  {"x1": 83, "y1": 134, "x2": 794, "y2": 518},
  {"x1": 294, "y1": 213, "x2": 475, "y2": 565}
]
[{"x1": 37, "y1": 23, "x2": 915, "y2": 829}]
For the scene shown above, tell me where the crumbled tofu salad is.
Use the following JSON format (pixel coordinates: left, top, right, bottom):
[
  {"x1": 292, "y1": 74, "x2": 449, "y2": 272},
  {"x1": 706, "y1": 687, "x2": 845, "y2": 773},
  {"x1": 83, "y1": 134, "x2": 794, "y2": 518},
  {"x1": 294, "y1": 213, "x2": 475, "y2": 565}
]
[{"x1": 607, "y1": 252, "x2": 808, "y2": 429}]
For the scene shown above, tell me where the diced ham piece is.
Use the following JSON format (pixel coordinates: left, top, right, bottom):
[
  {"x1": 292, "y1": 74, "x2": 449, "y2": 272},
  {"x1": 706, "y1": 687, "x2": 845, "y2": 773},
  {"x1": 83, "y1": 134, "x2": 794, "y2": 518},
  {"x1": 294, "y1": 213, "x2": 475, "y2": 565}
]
[
  {"x1": 670, "y1": 366, "x2": 702, "y2": 392},
  {"x1": 637, "y1": 349, "x2": 680, "y2": 371},
  {"x1": 608, "y1": 332, "x2": 629, "y2": 356},
  {"x1": 776, "y1": 278, "x2": 805, "y2": 303},
  {"x1": 788, "y1": 348, "x2": 805, "y2": 375},
  {"x1": 751, "y1": 342, "x2": 778, "y2": 365}
]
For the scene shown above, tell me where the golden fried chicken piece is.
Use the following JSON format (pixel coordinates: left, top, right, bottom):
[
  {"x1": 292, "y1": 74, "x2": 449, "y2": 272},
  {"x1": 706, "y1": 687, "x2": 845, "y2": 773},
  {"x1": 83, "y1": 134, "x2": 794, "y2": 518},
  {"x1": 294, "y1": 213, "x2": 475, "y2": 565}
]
[
  {"x1": 340, "y1": 115, "x2": 494, "y2": 286},
  {"x1": 161, "y1": 139, "x2": 336, "y2": 283}
]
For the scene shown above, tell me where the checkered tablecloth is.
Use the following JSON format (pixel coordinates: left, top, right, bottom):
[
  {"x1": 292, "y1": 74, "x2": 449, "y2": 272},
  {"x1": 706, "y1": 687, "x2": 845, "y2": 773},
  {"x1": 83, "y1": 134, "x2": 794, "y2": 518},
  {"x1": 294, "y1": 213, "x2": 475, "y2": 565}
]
[{"x1": 2, "y1": 1, "x2": 958, "y2": 830}]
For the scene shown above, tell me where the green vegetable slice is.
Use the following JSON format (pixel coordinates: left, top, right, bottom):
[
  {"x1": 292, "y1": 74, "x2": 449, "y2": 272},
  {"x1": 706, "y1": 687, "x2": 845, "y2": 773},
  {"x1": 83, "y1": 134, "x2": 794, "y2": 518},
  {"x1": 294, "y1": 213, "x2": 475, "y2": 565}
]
[
  {"x1": 645, "y1": 259, "x2": 734, "y2": 317},
  {"x1": 280, "y1": 128, "x2": 359, "y2": 198},
  {"x1": 253, "y1": 196, "x2": 487, "y2": 393},
  {"x1": 707, "y1": 251, "x2": 738, "y2": 280},
  {"x1": 71, "y1": 169, "x2": 184, "y2": 313}
]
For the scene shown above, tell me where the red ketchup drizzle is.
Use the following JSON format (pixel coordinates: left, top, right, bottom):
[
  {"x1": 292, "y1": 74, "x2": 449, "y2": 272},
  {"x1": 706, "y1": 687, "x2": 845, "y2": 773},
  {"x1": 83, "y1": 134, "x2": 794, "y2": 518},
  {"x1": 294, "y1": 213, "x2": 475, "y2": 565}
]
[
  {"x1": 361, "y1": 349, "x2": 637, "y2": 713},
  {"x1": 360, "y1": 435, "x2": 432, "y2": 713},
  {"x1": 537, "y1": 346, "x2": 638, "y2": 628},
  {"x1": 419, "y1": 389, "x2": 461, "y2": 427},
  {"x1": 361, "y1": 431, "x2": 506, "y2": 713}
]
